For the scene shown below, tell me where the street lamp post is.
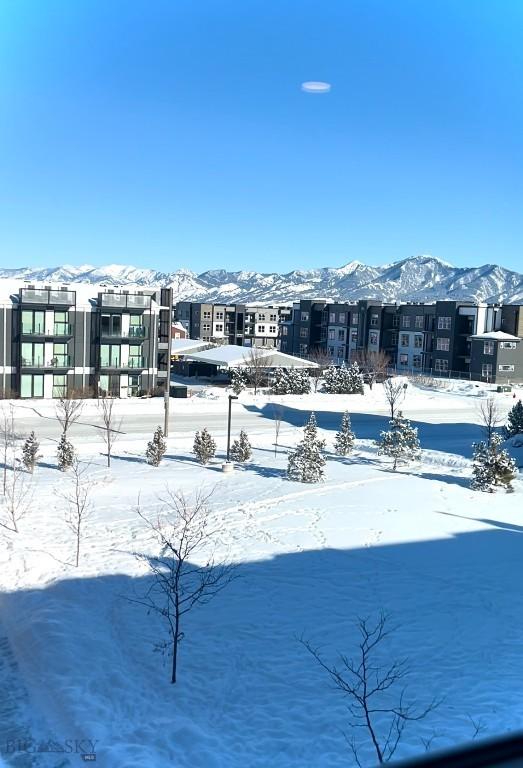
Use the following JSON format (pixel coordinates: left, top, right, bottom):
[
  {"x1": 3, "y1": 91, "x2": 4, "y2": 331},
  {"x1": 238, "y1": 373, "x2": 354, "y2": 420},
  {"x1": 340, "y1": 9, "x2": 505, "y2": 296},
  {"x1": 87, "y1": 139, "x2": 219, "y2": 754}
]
[{"x1": 226, "y1": 394, "x2": 239, "y2": 462}]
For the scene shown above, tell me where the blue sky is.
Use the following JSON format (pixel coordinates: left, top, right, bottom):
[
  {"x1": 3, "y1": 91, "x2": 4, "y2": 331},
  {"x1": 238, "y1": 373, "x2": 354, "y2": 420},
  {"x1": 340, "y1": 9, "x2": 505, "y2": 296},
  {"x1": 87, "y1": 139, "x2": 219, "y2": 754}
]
[{"x1": 1, "y1": 0, "x2": 522, "y2": 274}]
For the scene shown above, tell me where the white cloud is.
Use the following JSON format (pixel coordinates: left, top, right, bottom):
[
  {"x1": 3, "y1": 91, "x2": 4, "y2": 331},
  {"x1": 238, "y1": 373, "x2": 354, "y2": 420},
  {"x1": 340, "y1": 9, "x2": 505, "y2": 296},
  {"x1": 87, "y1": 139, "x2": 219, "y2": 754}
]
[{"x1": 301, "y1": 81, "x2": 332, "y2": 93}]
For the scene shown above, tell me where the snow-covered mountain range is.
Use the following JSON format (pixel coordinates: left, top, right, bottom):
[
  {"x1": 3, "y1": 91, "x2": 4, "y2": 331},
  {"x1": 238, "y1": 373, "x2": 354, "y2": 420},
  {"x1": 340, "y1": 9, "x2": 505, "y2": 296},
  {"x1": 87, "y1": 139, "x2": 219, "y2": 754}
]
[{"x1": 1, "y1": 255, "x2": 522, "y2": 304}]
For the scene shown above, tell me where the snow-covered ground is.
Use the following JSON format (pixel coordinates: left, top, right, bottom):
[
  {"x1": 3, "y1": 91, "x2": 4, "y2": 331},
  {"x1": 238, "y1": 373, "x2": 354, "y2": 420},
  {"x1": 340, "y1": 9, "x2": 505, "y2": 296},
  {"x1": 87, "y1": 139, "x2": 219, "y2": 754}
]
[{"x1": 0, "y1": 381, "x2": 522, "y2": 767}]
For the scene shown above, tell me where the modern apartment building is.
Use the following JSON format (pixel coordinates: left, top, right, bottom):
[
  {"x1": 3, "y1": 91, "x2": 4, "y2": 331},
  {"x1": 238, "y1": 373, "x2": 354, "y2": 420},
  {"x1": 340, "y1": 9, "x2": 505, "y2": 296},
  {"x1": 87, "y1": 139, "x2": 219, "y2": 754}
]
[
  {"x1": 281, "y1": 298, "x2": 523, "y2": 383},
  {"x1": 175, "y1": 302, "x2": 289, "y2": 348},
  {"x1": 0, "y1": 282, "x2": 173, "y2": 398}
]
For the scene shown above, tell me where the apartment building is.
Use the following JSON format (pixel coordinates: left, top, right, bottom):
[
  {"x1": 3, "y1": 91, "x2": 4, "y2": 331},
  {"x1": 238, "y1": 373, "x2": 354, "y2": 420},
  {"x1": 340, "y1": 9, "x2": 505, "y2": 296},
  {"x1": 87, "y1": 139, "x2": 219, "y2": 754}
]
[
  {"x1": 175, "y1": 302, "x2": 288, "y2": 348},
  {"x1": 0, "y1": 282, "x2": 173, "y2": 398},
  {"x1": 282, "y1": 298, "x2": 523, "y2": 382}
]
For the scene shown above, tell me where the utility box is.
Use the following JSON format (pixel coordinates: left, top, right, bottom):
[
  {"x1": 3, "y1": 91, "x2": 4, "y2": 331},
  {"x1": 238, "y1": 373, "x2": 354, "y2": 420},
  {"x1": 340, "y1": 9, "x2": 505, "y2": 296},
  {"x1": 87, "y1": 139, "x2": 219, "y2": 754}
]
[
  {"x1": 170, "y1": 384, "x2": 188, "y2": 398},
  {"x1": 497, "y1": 385, "x2": 512, "y2": 393}
]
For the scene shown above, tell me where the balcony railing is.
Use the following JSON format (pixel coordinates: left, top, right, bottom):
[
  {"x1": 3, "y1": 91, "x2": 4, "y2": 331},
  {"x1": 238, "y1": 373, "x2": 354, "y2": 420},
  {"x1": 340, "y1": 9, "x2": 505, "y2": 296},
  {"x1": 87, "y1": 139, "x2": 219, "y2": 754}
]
[
  {"x1": 20, "y1": 288, "x2": 75, "y2": 305},
  {"x1": 100, "y1": 326, "x2": 148, "y2": 339},
  {"x1": 21, "y1": 323, "x2": 74, "y2": 337},
  {"x1": 99, "y1": 357, "x2": 146, "y2": 369},
  {"x1": 21, "y1": 355, "x2": 72, "y2": 368},
  {"x1": 100, "y1": 293, "x2": 151, "y2": 309},
  {"x1": 127, "y1": 357, "x2": 146, "y2": 368}
]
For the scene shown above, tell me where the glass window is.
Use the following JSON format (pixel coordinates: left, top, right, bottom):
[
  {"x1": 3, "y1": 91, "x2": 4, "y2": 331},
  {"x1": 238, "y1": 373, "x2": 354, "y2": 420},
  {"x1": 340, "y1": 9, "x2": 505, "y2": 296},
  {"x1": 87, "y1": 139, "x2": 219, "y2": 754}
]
[
  {"x1": 435, "y1": 359, "x2": 449, "y2": 372},
  {"x1": 352, "y1": 313, "x2": 359, "y2": 325},
  {"x1": 369, "y1": 331, "x2": 378, "y2": 345},
  {"x1": 414, "y1": 335, "x2": 423, "y2": 348},
  {"x1": 402, "y1": 316, "x2": 411, "y2": 328},
  {"x1": 481, "y1": 363, "x2": 493, "y2": 378},
  {"x1": 399, "y1": 354, "x2": 408, "y2": 365},
  {"x1": 370, "y1": 314, "x2": 379, "y2": 326},
  {"x1": 483, "y1": 341, "x2": 495, "y2": 355},
  {"x1": 436, "y1": 337, "x2": 450, "y2": 351},
  {"x1": 438, "y1": 316, "x2": 452, "y2": 330},
  {"x1": 339, "y1": 312, "x2": 346, "y2": 323},
  {"x1": 301, "y1": 312, "x2": 309, "y2": 322},
  {"x1": 413, "y1": 354, "x2": 422, "y2": 368},
  {"x1": 392, "y1": 314, "x2": 400, "y2": 328},
  {"x1": 52, "y1": 374, "x2": 67, "y2": 398},
  {"x1": 22, "y1": 310, "x2": 45, "y2": 334},
  {"x1": 21, "y1": 374, "x2": 43, "y2": 397},
  {"x1": 329, "y1": 312, "x2": 336, "y2": 323},
  {"x1": 100, "y1": 344, "x2": 120, "y2": 367},
  {"x1": 415, "y1": 315, "x2": 424, "y2": 328},
  {"x1": 401, "y1": 334, "x2": 409, "y2": 347},
  {"x1": 21, "y1": 342, "x2": 44, "y2": 366}
]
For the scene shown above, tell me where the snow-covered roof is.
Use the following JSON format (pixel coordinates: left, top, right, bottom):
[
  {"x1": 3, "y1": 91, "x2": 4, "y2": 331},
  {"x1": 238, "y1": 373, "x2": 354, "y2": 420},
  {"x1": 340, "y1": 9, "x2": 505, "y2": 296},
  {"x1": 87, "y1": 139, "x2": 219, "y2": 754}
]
[
  {"x1": 171, "y1": 338, "x2": 215, "y2": 355},
  {"x1": 470, "y1": 330, "x2": 521, "y2": 342},
  {"x1": 183, "y1": 344, "x2": 318, "y2": 369}
]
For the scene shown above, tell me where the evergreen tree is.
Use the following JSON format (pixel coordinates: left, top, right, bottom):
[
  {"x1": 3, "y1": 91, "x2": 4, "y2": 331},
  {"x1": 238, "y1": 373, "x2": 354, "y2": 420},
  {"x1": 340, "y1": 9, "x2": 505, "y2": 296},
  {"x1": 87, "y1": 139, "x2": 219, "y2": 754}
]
[
  {"x1": 334, "y1": 412, "x2": 355, "y2": 456},
  {"x1": 471, "y1": 433, "x2": 517, "y2": 492},
  {"x1": 193, "y1": 428, "x2": 216, "y2": 465},
  {"x1": 271, "y1": 367, "x2": 288, "y2": 395},
  {"x1": 376, "y1": 412, "x2": 421, "y2": 470},
  {"x1": 230, "y1": 429, "x2": 252, "y2": 463},
  {"x1": 57, "y1": 432, "x2": 75, "y2": 471},
  {"x1": 272, "y1": 368, "x2": 311, "y2": 395},
  {"x1": 504, "y1": 399, "x2": 523, "y2": 439},
  {"x1": 347, "y1": 361, "x2": 365, "y2": 395},
  {"x1": 22, "y1": 431, "x2": 40, "y2": 473},
  {"x1": 294, "y1": 368, "x2": 311, "y2": 394},
  {"x1": 287, "y1": 412, "x2": 326, "y2": 483},
  {"x1": 146, "y1": 426, "x2": 167, "y2": 467},
  {"x1": 230, "y1": 368, "x2": 248, "y2": 395},
  {"x1": 323, "y1": 365, "x2": 340, "y2": 394}
]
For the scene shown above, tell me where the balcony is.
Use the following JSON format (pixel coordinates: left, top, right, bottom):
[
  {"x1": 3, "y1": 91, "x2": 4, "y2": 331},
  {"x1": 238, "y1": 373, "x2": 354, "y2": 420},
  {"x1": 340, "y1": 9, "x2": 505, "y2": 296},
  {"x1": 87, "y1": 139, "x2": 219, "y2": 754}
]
[
  {"x1": 21, "y1": 355, "x2": 72, "y2": 368},
  {"x1": 20, "y1": 288, "x2": 75, "y2": 306},
  {"x1": 100, "y1": 326, "x2": 148, "y2": 339},
  {"x1": 21, "y1": 323, "x2": 74, "y2": 337},
  {"x1": 100, "y1": 293, "x2": 151, "y2": 309},
  {"x1": 99, "y1": 357, "x2": 146, "y2": 369}
]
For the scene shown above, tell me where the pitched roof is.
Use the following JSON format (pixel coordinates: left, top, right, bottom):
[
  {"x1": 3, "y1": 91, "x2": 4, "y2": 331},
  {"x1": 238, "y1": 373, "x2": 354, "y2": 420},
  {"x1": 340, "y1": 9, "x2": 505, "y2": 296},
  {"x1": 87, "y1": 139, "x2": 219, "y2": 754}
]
[
  {"x1": 470, "y1": 330, "x2": 521, "y2": 342},
  {"x1": 183, "y1": 344, "x2": 318, "y2": 369}
]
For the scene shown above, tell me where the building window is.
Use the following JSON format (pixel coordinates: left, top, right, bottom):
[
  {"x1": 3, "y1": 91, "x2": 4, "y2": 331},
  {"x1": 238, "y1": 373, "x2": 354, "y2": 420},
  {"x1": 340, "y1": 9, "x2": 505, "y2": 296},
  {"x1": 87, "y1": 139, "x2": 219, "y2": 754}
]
[
  {"x1": 215, "y1": 311, "x2": 224, "y2": 320},
  {"x1": 301, "y1": 312, "x2": 309, "y2": 322},
  {"x1": 20, "y1": 373, "x2": 44, "y2": 398},
  {"x1": 369, "y1": 331, "x2": 378, "y2": 345},
  {"x1": 328, "y1": 329, "x2": 335, "y2": 340},
  {"x1": 21, "y1": 310, "x2": 45, "y2": 335},
  {"x1": 351, "y1": 331, "x2": 358, "y2": 343},
  {"x1": 51, "y1": 343, "x2": 69, "y2": 367},
  {"x1": 392, "y1": 314, "x2": 400, "y2": 328},
  {"x1": 415, "y1": 315, "x2": 424, "y2": 329},
  {"x1": 269, "y1": 325, "x2": 277, "y2": 334},
  {"x1": 481, "y1": 363, "x2": 493, "y2": 378},
  {"x1": 499, "y1": 364, "x2": 514, "y2": 372},
  {"x1": 401, "y1": 334, "x2": 409, "y2": 347},
  {"x1": 215, "y1": 323, "x2": 224, "y2": 332},
  {"x1": 129, "y1": 345, "x2": 144, "y2": 368},
  {"x1": 413, "y1": 355, "x2": 422, "y2": 368},
  {"x1": 269, "y1": 314, "x2": 277, "y2": 322},
  {"x1": 328, "y1": 346, "x2": 335, "y2": 356},
  {"x1": 352, "y1": 313, "x2": 359, "y2": 325},
  {"x1": 281, "y1": 326, "x2": 288, "y2": 336},
  {"x1": 414, "y1": 335, "x2": 423, "y2": 348},
  {"x1": 21, "y1": 342, "x2": 44, "y2": 367},
  {"x1": 438, "y1": 316, "x2": 452, "y2": 330},
  {"x1": 202, "y1": 323, "x2": 211, "y2": 332},
  {"x1": 500, "y1": 341, "x2": 517, "y2": 349},
  {"x1": 399, "y1": 354, "x2": 409, "y2": 366},
  {"x1": 54, "y1": 310, "x2": 70, "y2": 336},
  {"x1": 402, "y1": 316, "x2": 411, "y2": 328},
  {"x1": 391, "y1": 332, "x2": 398, "y2": 346},
  {"x1": 258, "y1": 325, "x2": 266, "y2": 334},
  {"x1": 52, "y1": 374, "x2": 67, "y2": 399},
  {"x1": 299, "y1": 343, "x2": 308, "y2": 355},
  {"x1": 329, "y1": 312, "x2": 336, "y2": 323},
  {"x1": 100, "y1": 344, "x2": 121, "y2": 367},
  {"x1": 370, "y1": 314, "x2": 379, "y2": 327},
  {"x1": 203, "y1": 311, "x2": 211, "y2": 320},
  {"x1": 337, "y1": 329, "x2": 345, "y2": 341},
  {"x1": 101, "y1": 313, "x2": 122, "y2": 337},
  {"x1": 98, "y1": 374, "x2": 120, "y2": 397},
  {"x1": 339, "y1": 312, "x2": 346, "y2": 323},
  {"x1": 300, "y1": 327, "x2": 308, "y2": 338},
  {"x1": 128, "y1": 374, "x2": 141, "y2": 397},
  {"x1": 483, "y1": 341, "x2": 495, "y2": 355},
  {"x1": 435, "y1": 359, "x2": 449, "y2": 372},
  {"x1": 436, "y1": 337, "x2": 450, "y2": 351}
]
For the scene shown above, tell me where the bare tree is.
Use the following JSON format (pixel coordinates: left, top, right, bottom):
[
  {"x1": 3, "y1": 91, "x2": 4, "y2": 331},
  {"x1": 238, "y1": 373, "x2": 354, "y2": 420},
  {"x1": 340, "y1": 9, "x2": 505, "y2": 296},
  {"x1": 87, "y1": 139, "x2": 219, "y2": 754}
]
[
  {"x1": 307, "y1": 347, "x2": 332, "y2": 393},
  {"x1": 97, "y1": 396, "x2": 123, "y2": 467},
  {"x1": 1, "y1": 405, "x2": 15, "y2": 495},
  {"x1": 132, "y1": 488, "x2": 237, "y2": 684},
  {"x1": 300, "y1": 613, "x2": 439, "y2": 765},
  {"x1": 245, "y1": 347, "x2": 273, "y2": 395},
  {"x1": 60, "y1": 458, "x2": 94, "y2": 567},
  {"x1": 272, "y1": 402, "x2": 284, "y2": 457},
  {"x1": 0, "y1": 455, "x2": 33, "y2": 533},
  {"x1": 356, "y1": 350, "x2": 391, "y2": 390},
  {"x1": 477, "y1": 397, "x2": 503, "y2": 446},
  {"x1": 55, "y1": 393, "x2": 84, "y2": 437},
  {"x1": 383, "y1": 377, "x2": 406, "y2": 420}
]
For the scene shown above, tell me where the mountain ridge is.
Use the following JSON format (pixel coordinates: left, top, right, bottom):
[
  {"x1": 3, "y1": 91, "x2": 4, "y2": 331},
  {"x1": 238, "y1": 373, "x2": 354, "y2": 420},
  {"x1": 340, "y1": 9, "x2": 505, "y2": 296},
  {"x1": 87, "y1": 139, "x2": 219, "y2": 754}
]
[{"x1": 1, "y1": 255, "x2": 522, "y2": 304}]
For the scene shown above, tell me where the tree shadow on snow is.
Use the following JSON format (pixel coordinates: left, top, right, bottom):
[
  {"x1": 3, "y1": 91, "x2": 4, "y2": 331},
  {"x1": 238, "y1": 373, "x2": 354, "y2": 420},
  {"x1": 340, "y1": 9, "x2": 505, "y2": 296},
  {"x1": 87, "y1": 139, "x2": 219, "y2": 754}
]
[{"x1": 437, "y1": 510, "x2": 523, "y2": 533}]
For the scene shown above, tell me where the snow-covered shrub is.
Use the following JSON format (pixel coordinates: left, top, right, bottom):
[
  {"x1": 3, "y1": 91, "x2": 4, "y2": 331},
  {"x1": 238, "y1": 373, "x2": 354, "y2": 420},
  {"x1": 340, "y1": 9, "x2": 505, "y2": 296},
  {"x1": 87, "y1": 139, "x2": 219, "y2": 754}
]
[
  {"x1": 504, "y1": 399, "x2": 523, "y2": 439},
  {"x1": 323, "y1": 362, "x2": 364, "y2": 395},
  {"x1": 57, "y1": 432, "x2": 75, "y2": 471},
  {"x1": 193, "y1": 428, "x2": 216, "y2": 465},
  {"x1": 287, "y1": 412, "x2": 326, "y2": 483},
  {"x1": 271, "y1": 368, "x2": 310, "y2": 395},
  {"x1": 230, "y1": 430, "x2": 252, "y2": 463},
  {"x1": 22, "y1": 431, "x2": 40, "y2": 473},
  {"x1": 146, "y1": 426, "x2": 167, "y2": 467},
  {"x1": 334, "y1": 412, "x2": 355, "y2": 456},
  {"x1": 471, "y1": 433, "x2": 517, "y2": 492},
  {"x1": 230, "y1": 368, "x2": 248, "y2": 395},
  {"x1": 376, "y1": 412, "x2": 420, "y2": 470}
]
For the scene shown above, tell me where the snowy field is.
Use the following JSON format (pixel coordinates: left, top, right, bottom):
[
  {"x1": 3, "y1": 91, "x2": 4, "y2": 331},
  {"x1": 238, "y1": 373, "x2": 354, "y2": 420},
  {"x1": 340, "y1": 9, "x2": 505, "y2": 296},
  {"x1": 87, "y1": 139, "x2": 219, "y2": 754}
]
[{"x1": 0, "y1": 380, "x2": 522, "y2": 767}]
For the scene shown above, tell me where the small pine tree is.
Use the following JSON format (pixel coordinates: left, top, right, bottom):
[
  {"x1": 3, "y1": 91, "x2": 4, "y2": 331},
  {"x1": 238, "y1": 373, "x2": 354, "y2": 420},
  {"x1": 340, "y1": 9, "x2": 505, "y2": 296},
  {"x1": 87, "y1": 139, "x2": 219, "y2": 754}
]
[
  {"x1": 57, "y1": 432, "x2": 75, "y2": 471},
  {"x1": 287, "y1": 412, "x2": 326, "y2": 483},
  {"x1": 22, "y1": 431, "x2": 40, "y2": 473},
  {"x1": 294, "y1": 369, "x2": 311, "y2": 394},
  {"x1": 376, "y1": 412, "x2": 421, "y2": 470},
  {"x1": 193, "y1": 428, "x2": 216, "y2": 465},
  {"x1": 146, "y1": 426, "x2": 167, "y2": 467},
  {"x1": 504, "y1": 399, "x2": 523, "y2": 439},
  {"x1": 471, "y1": 433, "x2": 517, "y2": 492},
  {"x1": 347, "y1": 361, "x2": 365, "y2": 395},
  {"x1": 323, "y1": 365, "x2": 340, "y2": 394},
  {"x1": 230, "y1": 368, "x2": 248, "y2": 395},
  {"x1": 334, "y1": 412, "x2": 355, "y2": 456},
  {"x1": 271, "y1": 367, "x2": 288, "y2": 395},
  {"x1": 230, "y1": 430, "x2": 252, "y2": 463}
]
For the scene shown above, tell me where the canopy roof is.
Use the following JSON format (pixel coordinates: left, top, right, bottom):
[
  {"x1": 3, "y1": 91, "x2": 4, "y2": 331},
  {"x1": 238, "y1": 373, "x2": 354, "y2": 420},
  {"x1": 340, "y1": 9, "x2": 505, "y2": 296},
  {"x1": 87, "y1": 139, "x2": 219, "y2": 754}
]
[
  {"x1": 470, "y1": 330, "x2": 521, "y2": 342},
  {"x1": 183, "y1": 344, "x2": 318, "y2": 369},
  {"x1": 171, "y1": 338, "x2": 216, "y2": 355}
]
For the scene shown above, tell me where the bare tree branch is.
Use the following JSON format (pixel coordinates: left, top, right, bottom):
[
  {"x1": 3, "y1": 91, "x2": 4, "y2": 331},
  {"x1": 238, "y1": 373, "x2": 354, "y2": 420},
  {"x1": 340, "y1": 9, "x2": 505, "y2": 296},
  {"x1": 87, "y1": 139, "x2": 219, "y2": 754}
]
[{"x1": 97, "y1": 396, "x2": 123, "y2": 467}]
